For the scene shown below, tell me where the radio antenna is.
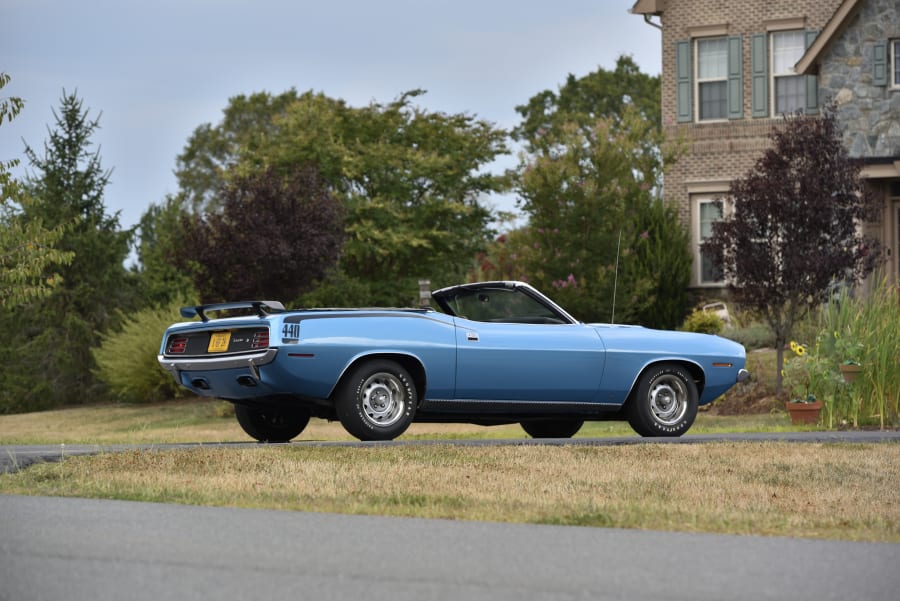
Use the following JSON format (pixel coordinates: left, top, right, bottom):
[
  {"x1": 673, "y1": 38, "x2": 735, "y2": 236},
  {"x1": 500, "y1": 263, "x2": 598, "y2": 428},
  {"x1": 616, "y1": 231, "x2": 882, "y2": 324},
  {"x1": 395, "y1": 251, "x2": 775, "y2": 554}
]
[{"x1": 611, "y1": 229, "x2": 622, "y2": 324}]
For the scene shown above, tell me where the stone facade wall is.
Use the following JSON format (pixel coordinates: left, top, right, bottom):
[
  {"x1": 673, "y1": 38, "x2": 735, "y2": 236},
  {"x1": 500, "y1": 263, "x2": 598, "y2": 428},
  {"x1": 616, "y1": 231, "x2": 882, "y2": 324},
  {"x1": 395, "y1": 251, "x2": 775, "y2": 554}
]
[
  {"x1": 642, "y1": 0, "x2": 900, "y2": 288},
  {"x1": 819, "y1": 0, "x2": 900, "y2": 158}
]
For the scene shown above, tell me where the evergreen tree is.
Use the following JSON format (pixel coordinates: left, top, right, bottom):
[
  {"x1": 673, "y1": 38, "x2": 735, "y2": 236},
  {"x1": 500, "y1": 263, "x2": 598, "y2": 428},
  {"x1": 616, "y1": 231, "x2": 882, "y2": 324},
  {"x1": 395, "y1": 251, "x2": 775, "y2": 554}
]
[{"x1": 0, "y1": 91, "x2": 134, "y2": 412}]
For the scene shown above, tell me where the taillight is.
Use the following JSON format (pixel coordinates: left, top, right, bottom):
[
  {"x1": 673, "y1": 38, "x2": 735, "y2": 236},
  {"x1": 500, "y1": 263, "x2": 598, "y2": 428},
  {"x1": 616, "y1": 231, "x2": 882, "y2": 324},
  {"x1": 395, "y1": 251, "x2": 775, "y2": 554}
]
[
  {"x1": 168, "y1": 337, "x2": 188, "y2": 354},
  {"x1": 251, "y1": 330, "x2": 269, "y2": 350}
]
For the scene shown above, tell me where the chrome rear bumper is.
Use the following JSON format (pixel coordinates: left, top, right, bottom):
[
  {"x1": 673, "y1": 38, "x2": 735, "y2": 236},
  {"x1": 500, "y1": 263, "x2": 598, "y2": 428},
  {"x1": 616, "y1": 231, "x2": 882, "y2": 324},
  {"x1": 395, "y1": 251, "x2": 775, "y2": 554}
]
[{"x1": 158, "y1": 348, "x2": 278, "y2": 379}]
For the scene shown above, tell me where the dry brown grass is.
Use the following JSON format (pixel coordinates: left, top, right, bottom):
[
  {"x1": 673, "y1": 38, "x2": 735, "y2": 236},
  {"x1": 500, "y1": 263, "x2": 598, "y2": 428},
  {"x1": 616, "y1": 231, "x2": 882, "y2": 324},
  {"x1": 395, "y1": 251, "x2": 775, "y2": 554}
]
[
  {"x1": 3, "y1": 442, "x2": 898, "y2": 541},
  {"x1": 0, "y1": 399, "x2": 799, "y2": 445}
]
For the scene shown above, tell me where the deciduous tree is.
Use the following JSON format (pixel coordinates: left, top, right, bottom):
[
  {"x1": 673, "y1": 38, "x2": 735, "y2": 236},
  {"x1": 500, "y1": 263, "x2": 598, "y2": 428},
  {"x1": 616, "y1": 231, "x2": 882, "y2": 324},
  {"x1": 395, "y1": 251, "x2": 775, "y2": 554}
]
[
  {"x1": 179, "y1": 166, "x2": 344, "y2": 303},
  {"x1": 176, "y1": 89, "x2": 509, "y2": 305},
  {"x1": 703, "y1": 108, "x2": 882, "y2": 390},
  {"x1": 0, "y1": 73, "x2": 73, "y2": 309},
  {"x1": 506, "y1": 104, "x2": 688, "y2": 327}
]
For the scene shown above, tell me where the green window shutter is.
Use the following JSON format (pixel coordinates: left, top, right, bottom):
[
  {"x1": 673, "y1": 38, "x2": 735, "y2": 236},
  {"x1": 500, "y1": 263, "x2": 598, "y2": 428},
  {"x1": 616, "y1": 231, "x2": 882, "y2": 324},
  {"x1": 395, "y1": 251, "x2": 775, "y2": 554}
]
[
  {"x1": 676, "y1": 40, "x2": 692, "y2": 122},
  {"x1": 751, "y1": 33, "x2": 768, "y2": 117},
  {"x1": 805, "y1": 30, "x2": 819, "y2": 115},
  {"x1": 873, "y1": 41, "x2": 888, "y2": 86},
  {"x1": 728, "y1": 36, "x2": 743, "y2": 119}
]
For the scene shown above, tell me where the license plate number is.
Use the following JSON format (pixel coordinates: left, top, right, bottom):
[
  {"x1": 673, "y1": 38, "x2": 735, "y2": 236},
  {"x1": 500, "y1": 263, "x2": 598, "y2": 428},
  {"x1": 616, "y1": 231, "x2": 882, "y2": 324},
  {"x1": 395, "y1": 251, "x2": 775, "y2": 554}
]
[{"x1": 207, "y1": 331, "x2": 231, "y2": 353}]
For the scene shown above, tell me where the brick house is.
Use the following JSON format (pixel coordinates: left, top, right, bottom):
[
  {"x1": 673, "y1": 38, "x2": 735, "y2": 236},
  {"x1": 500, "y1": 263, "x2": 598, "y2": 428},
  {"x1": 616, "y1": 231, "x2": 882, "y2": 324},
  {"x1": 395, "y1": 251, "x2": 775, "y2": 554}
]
[{"x1": 630, "y1": 0, "x2": 900, "y2": 293}]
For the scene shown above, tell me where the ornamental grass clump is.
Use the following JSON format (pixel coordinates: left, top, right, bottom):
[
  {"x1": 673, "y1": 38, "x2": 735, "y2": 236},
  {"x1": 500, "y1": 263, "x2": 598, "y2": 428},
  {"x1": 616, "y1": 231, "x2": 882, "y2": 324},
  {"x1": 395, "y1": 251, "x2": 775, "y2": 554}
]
[{"x1": 816, "y1": 277, "x2": 900, "y2": 428}]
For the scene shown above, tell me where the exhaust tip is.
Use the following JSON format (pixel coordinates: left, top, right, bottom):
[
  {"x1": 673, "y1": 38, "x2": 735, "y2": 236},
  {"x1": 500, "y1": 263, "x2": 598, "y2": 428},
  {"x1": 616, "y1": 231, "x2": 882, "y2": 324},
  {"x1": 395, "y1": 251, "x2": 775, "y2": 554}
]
[{"x1": 236, "y1": 375, "x2": 258, "y2": 387}]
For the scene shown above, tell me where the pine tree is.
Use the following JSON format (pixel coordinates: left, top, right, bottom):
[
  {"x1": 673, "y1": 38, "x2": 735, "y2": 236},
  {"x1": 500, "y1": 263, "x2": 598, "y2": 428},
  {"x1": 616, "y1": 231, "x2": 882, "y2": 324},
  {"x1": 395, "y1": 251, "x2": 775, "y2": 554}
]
[{"x1": 0, "y1": 91, "x2": 135, "y2": 412}]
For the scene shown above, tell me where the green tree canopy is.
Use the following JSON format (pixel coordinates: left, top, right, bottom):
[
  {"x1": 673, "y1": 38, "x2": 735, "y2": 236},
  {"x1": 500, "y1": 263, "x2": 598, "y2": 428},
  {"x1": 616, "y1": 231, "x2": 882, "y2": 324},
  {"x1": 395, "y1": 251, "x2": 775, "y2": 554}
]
[
  {"x1": 512, "y1": 55, "x2": 661, "y2": 147},
  {"x1": 487, "y1": 106, "x2": 688, "y2": 327},
  {"x1": 486, "y1": 56, "x2": 689, "y2": 327},
  {"x1": 176, "y1": 89, "x2": 302, "y2": 213},
  {"x1": 173, "y1": 89, "x2": 510, "y2": 305},
  {"x1": 0, "y1": 73, "x2": 73, "y2": 308}
]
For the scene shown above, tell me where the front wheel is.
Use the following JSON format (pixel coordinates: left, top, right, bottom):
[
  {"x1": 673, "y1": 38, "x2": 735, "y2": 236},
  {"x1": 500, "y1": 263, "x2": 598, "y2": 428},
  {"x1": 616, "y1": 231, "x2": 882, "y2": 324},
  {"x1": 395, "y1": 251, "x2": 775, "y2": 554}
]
[
  {"x1": 521, "y1": 419, "x2": 584, "y2": 439},
  {"x1": 627, "y1": 363, "x2": 698, "y2": 437},
  {"x1": 234, "y1": 404, "x2": 310, "y2": 442},
  {"x1": 335, "y1": 360, "x2": 417, "y2": 441}
]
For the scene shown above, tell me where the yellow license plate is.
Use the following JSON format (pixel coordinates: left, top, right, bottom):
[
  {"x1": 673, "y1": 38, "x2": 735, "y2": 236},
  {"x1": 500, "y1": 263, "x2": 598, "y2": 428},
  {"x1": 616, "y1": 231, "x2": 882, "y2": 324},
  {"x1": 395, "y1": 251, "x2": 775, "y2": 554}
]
[{"x1": 207, "y1": 331, "x2": 231, "y2": 353}]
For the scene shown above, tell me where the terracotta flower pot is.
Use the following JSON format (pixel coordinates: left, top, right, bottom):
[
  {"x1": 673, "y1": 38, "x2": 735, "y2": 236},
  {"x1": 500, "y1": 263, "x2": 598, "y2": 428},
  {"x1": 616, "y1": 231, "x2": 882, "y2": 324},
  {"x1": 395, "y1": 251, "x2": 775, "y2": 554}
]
[
  {"x1": 785, "y1": 400, "x2": 823, "y2": 425},
  {"x1": 839, "y1": 364, "x2": 862, "y2": 383}
]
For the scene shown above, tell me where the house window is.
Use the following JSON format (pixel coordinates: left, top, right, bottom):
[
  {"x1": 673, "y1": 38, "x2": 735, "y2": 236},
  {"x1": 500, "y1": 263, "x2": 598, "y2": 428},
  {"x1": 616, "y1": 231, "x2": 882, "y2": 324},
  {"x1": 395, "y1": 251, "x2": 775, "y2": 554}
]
[
  {"x1": 698, "y1": 198, "x2": 725, "y2": 285},
  {"x1": 771, "y1": 30, "x2": 806, "y2": 114},
  {"x1": 696, "y1": 38, "x2": 728, "y2": 121},
  {"x1": 893, "y1": 40, "x2": 900, "y2": 87}
]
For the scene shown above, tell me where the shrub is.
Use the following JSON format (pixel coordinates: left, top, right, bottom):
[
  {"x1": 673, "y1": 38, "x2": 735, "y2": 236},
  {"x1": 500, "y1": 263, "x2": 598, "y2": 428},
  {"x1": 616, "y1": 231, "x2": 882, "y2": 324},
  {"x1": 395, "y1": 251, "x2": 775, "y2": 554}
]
[
  {"x1": 723, "y1": 323, "x2": 774, "y2": 350},
  {"x1": 680, "y1": 308, "x2": 723, "y2": 335},
  {"x1": 93, "y1": 299, "x2": 194, "y2": 403}
]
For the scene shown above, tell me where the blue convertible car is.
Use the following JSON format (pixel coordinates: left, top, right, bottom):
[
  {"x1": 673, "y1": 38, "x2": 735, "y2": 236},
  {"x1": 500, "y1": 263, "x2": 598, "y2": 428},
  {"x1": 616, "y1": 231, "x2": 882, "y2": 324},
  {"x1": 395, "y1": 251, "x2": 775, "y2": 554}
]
[{"x1": 158, "y1": 281, "x2": 748, "y2": 441}]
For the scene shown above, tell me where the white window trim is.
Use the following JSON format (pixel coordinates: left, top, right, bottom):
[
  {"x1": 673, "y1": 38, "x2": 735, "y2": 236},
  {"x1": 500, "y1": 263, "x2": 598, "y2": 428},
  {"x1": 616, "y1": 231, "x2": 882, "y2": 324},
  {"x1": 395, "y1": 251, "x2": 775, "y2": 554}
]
[
  {"x1": 770, "y1": 30, "x2": 806, "y2": 117},
  {"x1": 692, "y1": 194, "x2": 733, "y2": 287},
  {"x1": 694, "y1": 37, "x2": 729, "y2": 123}
]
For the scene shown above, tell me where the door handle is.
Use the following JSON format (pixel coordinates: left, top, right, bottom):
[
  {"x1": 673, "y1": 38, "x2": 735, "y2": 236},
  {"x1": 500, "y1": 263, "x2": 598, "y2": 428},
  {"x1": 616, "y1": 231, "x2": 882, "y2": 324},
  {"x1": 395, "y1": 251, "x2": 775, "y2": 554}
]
[{"x1": 466, "y1": 332, "x2": 479, "y2": 342}]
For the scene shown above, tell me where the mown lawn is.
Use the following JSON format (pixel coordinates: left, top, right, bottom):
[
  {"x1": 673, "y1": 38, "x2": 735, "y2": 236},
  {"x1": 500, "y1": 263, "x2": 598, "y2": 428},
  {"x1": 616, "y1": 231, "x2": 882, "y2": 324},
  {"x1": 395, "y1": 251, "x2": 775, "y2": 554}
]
[
  {"x1": 1, "y1": 440, "x2": 898, "y2": 542},
  {"x1": 0, "y1": 397, "x2": 797, "y2": 445}
]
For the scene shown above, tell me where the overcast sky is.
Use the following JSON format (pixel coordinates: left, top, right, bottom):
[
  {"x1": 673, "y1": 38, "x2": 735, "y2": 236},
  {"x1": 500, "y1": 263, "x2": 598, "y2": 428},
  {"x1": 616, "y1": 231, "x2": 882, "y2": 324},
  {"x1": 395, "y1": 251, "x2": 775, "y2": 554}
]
[{"x1": 2, "y1": 0, "x2": 660, "y2": 230}]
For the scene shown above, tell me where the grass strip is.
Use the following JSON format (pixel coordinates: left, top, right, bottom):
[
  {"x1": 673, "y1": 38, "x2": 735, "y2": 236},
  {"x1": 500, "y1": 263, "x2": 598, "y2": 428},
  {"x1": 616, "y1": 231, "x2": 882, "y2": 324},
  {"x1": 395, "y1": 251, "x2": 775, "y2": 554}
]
[{"x1": 2, "y1": 441, "x2": 898, "y2": 542}]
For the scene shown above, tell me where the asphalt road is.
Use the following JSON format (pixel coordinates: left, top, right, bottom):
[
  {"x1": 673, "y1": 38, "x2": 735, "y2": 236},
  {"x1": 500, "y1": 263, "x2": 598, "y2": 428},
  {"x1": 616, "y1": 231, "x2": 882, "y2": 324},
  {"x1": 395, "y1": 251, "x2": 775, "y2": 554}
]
[
  {"x1": 2, "y1": 430, "x2": 900, "y2": 474},
  {"x1": 2, "y1": 433, "x2": 899, "y2": 600},
  {"x1": 2, "y1": 494, "x2": 898, "y2": 601}
]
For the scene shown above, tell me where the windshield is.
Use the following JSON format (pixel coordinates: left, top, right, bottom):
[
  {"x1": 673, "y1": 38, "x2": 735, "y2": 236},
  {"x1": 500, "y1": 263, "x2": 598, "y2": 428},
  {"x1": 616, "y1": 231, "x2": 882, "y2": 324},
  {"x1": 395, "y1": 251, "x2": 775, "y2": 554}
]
[{"x1": 437, "y1": 286, "x2": 569, "y2": 324}]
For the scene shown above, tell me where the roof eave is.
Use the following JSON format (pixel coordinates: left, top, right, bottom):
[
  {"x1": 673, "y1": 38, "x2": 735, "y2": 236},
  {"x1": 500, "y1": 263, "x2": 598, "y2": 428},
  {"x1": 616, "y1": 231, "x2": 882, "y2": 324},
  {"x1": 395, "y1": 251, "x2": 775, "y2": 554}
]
[
  {"x1": 630, "y1": 0, "x2": 665, "y2": 16},
  {"x1": 795, "y1": 0, "x2": 862, "y2": 74}
]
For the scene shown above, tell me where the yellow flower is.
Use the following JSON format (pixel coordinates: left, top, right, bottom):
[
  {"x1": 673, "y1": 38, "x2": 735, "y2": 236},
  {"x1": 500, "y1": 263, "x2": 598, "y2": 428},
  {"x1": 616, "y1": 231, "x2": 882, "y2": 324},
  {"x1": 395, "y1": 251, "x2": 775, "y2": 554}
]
[
  {"x1": 790, "y1": 341, "x2": 799, "y2": 352},
  {"x1": 796, "y1": 345, "x2": 807, "y2": 357}
]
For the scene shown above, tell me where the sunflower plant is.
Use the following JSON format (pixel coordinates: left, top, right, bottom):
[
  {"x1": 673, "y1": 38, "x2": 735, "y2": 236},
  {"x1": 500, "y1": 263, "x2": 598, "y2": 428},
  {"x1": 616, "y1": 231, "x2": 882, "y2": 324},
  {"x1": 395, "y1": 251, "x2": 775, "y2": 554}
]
[{"x1": 782, "y1": 341, "x2": 816, "y2": 403}]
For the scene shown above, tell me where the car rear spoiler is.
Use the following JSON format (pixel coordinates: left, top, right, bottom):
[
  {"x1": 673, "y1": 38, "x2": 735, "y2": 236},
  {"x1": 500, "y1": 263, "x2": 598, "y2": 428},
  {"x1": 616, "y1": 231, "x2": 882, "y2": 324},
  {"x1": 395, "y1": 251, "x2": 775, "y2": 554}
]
[{"x1": 180, "y1": 300, "x2": 286, "y2": 322}]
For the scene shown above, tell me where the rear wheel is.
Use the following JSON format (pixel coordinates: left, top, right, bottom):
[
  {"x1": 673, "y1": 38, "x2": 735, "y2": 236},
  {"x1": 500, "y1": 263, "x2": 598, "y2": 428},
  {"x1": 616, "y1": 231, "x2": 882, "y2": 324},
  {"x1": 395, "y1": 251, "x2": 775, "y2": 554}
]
[
  {"x1": 521, "y1": 419, "x2": 584, "y2": 439},
  {"x1": 335, "y1": 359, "x2": 417, "y2": 441},
  {"x1": 234, "y1": 404, "x2": 310, "y2": 442},
  {"x1": 627, "y1": 363, "x2": 698, "y2": 437}
]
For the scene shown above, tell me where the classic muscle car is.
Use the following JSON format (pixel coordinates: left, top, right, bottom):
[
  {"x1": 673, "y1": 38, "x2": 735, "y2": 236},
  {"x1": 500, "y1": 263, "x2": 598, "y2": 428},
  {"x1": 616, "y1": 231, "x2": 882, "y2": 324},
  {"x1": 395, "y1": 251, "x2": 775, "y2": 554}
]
[{"x1": 158, "y1": 281, "x2": 748, "y2": 441}]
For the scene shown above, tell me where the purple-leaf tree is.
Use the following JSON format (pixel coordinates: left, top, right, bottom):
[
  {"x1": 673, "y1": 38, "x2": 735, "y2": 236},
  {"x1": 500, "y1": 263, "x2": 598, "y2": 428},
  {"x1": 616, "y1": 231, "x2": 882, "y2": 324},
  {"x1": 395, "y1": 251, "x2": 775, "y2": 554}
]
[
  {"x1": 180, "y1": 165, "x2": 344, "y2": 304},
  {"x1": 703, "y1": 108, "x2": 882, "y2": 391}
]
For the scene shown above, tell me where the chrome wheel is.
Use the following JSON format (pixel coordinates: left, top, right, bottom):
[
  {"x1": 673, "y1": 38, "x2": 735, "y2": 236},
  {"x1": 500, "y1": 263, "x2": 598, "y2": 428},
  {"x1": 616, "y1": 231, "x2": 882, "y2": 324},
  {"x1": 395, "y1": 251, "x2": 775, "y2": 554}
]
[
  {"x1": 336, "y1": 359, "x2": 417, "y2": 441},
  {"x1": 360, "y1": 372, "x2": 407, "y2": 428},
  {"x1": 627, "y1": 363, "x2": 698, "y2": 437},
  {"x1": 649, "y1": 374, "x2": 689, "y2": 427}
]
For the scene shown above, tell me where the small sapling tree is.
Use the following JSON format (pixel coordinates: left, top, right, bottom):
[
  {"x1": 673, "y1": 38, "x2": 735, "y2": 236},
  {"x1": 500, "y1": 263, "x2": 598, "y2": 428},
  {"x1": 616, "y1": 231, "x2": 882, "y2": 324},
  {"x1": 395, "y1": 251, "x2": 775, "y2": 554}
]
[{"x1": 703, "y1": 108, "x2": 882, "y2": 390}]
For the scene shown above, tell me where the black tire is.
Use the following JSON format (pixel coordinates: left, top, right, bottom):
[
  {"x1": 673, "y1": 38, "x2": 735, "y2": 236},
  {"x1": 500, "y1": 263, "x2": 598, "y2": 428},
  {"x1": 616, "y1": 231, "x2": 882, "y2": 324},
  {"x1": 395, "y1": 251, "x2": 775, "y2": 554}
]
[
  {"x1": 627, "y1": 363, "x2": 698, "y2": 437},
  {"x1": 234, "y1": 404, "x2": 310, "y2": 442},
  {"x1": 521, "y1": 419, "x2": 584, "y2": 439},
  {"x1": 335, "y1": 359, "x2": 417, "y2": 441}
]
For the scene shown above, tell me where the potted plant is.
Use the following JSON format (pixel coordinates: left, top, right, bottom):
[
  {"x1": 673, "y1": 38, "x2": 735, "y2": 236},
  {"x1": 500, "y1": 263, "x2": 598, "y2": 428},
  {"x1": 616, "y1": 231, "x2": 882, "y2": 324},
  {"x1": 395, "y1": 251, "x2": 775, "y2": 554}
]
[
  {"x1": 785, "y1": 394, "x2": 823, "y2": 424},
  {"x1": 834, "y1": 332, "x2": 864, "y2": 383},
  {"x1": 782, "y1": 341, "x2": 823, "y2": 425}
]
